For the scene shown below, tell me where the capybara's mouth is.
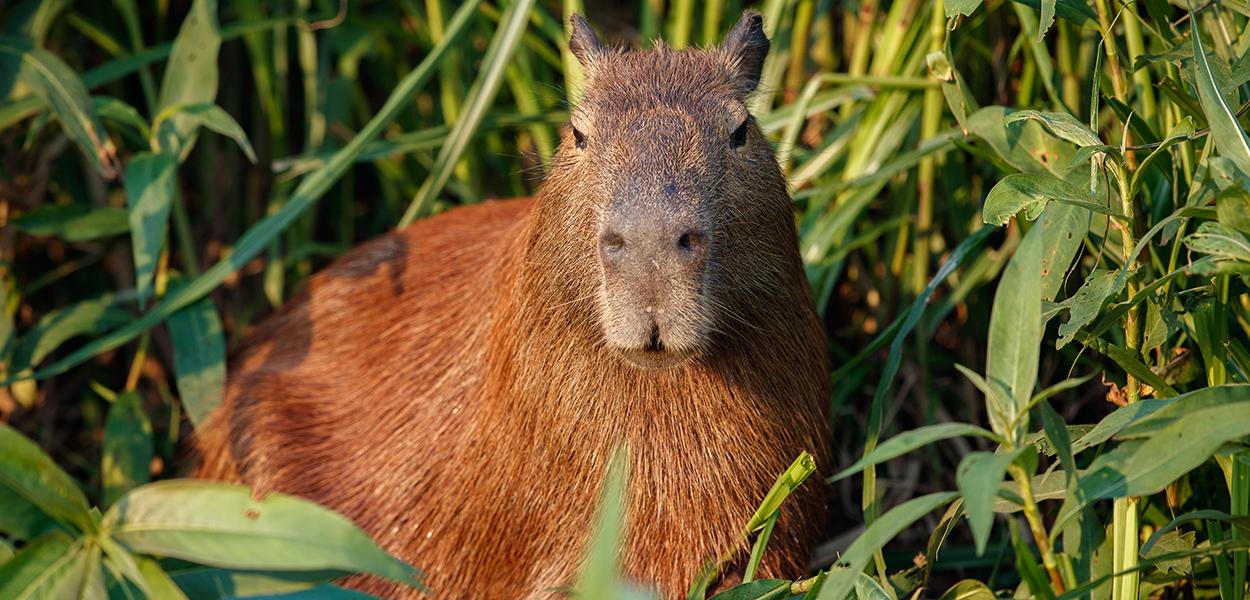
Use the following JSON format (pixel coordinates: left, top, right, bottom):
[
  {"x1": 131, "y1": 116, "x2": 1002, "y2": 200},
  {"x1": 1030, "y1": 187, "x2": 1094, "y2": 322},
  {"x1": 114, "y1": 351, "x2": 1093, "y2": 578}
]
[{"x1": 617, "y1": 345, "x2": 694, "y2": 369}]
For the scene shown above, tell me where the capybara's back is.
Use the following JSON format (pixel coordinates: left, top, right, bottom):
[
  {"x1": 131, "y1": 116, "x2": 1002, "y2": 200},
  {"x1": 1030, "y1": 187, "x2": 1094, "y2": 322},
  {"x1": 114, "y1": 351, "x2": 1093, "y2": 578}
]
[{"x1": 194, "y1": 12, "x2": 832, "y2": 599}]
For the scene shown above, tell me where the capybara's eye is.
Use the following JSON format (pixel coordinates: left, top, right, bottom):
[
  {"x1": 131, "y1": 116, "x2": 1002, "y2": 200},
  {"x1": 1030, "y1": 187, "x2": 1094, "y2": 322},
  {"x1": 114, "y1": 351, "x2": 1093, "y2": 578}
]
[
  {"x1": 573, "y1": 126, "x2": 587, "y2": 149},
  {"x1": 730, "y1": 119, "x2": 748, "y2": 148}
]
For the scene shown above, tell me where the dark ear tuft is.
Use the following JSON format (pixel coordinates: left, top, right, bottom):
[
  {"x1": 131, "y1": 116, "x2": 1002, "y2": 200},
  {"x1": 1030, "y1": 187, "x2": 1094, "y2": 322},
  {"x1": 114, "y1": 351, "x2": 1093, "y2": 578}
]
[
  {"x1": 568, "y1": 14, "x2": 604, "y2": 69},
  {"x1": 720, "y1": 11, "x2": 769, "y2": 94}
]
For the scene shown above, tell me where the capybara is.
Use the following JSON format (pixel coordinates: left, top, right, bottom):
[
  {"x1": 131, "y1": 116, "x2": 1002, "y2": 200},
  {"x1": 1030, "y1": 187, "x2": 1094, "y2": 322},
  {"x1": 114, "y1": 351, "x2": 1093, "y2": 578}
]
[{"x1": 193, "y1": 11, "x2": 832, "y2": 598}]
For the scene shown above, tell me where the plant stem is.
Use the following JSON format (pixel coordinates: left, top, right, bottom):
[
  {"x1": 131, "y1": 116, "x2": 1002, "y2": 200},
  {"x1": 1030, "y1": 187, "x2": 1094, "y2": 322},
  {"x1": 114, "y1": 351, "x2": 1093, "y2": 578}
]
[{"x1": 1009, "y1": 463, "x2": 1066, "y2": 593}]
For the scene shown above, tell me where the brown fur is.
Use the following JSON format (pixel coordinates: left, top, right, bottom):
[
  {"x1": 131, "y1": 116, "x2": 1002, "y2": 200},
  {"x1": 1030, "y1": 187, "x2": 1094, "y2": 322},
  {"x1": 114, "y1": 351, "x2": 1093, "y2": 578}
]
[{"x1": 193, "y1": 13, "x2": 831, "y2": 599}]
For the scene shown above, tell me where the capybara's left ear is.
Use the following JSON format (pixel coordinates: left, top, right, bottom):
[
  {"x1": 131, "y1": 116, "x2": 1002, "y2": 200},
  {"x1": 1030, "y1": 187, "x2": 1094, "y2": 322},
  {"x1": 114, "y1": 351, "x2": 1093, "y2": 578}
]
[
  {"x1": 719, "y1": 11, "x2": 769, "y2": 96},
  {"x1": 569, "y1": 14, "x2": 605, "y2": 71}
]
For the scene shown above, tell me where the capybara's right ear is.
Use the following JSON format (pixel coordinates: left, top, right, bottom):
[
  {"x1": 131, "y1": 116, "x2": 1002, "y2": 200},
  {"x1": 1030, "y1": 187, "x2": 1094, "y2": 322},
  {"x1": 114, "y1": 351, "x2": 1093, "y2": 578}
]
[
  {"x1": 568, "y1": 14, "x2": 604, "y2": 70},
  {"x1": 719, "y1": 11, "x2": 769, "y2": 96}
]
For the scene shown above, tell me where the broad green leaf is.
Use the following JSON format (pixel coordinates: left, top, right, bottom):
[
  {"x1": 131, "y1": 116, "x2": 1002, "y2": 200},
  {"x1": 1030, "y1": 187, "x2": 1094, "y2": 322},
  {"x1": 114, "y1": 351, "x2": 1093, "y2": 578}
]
[
  {"x1": 817, "y1": 492, "x2": 958, "y2": 600},
  {"x1": 1036, "y1": 203, "x2": 1092, "y2": 302},
  {"x1": 1192, "y1": 24, "x2": 1250, "y2": 176},
  {"x1": 165, "y1": 294, "x2": 226, "y2": 428},
  {"x1": 0, "y1": 489, "x2": 54, "y2": 541},
  {"x1": 399, "y1": 0, "x2": 537, "y2": 226},
  {"x1": 1056, "y1": 269, "x2": 1125, "y2": 349},
  {"x1": 104, "y1": 481, "x2": 421, "y2": 587},
  {"x1": 957, "y1": 449, "x2": 1024, "y2": 555},
  {"x1": 1, "y1": 0, "x2": 71, "y2": 45},
  {"x1": 154, "y1": 103, "x2": 256, "y2": 163},
  {"x1": 1217, "y1": 186, "x2": 1250, "y2": 235},
  {"x1": 0, "y1": 424, "x2": 93, "y2": 533},
  {"x1": 576, "y1": 446, "x2": 630, "y2": 599},
  {"x1": 9, "y1": 0, "x2": 484, "y2": 386},
  {"x1": 0, "y1": 532, "x2": 89, "y2": 599},
  {"x1": 1141, "y1": 510, "x2": 1250, "y2": 554},
  {"x1": 236, "y1": 585, "x2": 379, "y2": 599},
  {"x1": 0, "y1": 35, "x2": 120, "y2": 178},
  {"x1": 710, "y1": 579, "x2": 791, "y2": 600},
  {"x1": 155, "y1": 0, "x2": 221, "y2": 159},
  {"x1": 986, "y1": 221, "x2": 1043, "y2": 440},
  {"x1": 124, "y1": 151, "x2": 179, "y2": 308},
  {"x1": 1039, "y1": 401, "x2": 1077, "y2": 488},
  {"x1": 1114, "y1": 384, "x2": 1250, "y2": 438},
  {"x1": 1071, "y1": 399, "x2": 1170, "y2": 452},
  {"x1": 939, "y1": 580, "x2": 996, "y2": 600},
  {"x1": 1010, "y1": 0, "x2": 1097, "y2": 25},
  {"x1": 747, "y1": 452, "x2": 815, "y2": 532},
  {"x1": 11, "y1": 205, "x2": 129, "y2": 242},
  {"x1": 95, "y1": 96, "x2": 150, "y2": 142},
  {"x1": 954, "y1": 365, "x2": 1014, "y2": 442},
  {"x1": 102, "y1": 392, "x2": 152, "y2": 507},
  {"x1": 1184, "y1": 221, "x2": 1250, "y2": 263},
  {"x1": 947, "y1": 0, "x2": 983, "y2": 19},
  {"x1": 0, "y1": 539, "x2": 12, "y2": 564},
  {"x1": 1142, "y1": 530, "x2": 1196, "y2": 575},
  {"x1": 966, "y1": 106, "x2": 1075, "y2": 176},
  {"x1": 828, "y1": 423, "x2": 1001, "y2": 483},
  {"x1": 11, "y1": 294, "x2": 131, "y2": 372},
  {"x1": 1077, "y1": 400, "x2": 1250, "y2": 501},
  {"x1": 169, "y1": 567, "x2": 345, "y2": 599},
  {"x1": 1006, "y1": 110, "x2": 1101, "y2": 147},
  {"x1": 982, "y1": 173, "x2": 1118, "y2": 226}
]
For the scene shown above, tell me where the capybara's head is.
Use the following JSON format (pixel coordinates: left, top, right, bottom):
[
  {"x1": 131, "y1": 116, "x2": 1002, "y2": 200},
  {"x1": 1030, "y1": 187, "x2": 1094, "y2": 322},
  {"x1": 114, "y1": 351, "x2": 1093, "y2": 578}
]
[{"x1": 556, "y1": 12, "x2": 789, "y2": 369}]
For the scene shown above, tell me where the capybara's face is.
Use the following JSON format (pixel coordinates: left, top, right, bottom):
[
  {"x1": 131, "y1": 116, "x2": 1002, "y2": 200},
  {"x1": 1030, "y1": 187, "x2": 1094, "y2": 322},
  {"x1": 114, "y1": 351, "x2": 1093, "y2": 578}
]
[{"x1": 560, "y1": 13, "x2": 776, "y2": 369}]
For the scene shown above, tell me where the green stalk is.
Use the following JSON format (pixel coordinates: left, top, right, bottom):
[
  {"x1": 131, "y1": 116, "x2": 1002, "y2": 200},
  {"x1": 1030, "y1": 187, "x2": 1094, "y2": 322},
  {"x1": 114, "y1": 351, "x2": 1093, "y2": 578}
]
[
  {"x1": 1120, "y1": 3, "x2": 1156, "y2": 126},
  {"x1": 668, "y1": 0, "x2": 694, "y2": 48},
  {"x1": 562, "y1": 0, "x2": 587, "y2": 104},
  {"x1": 701, "y1": 0, "x2": 726, "y2": 46},
  {"x1": 785, "y1": 0, "x2": 815, "y2": 102},
  {"x1": 1010, "y1": 463, "x2": 1067, "y2": 592},
  {"x1": 1112, "y1": 498, "x2": 1141, "y2": 600}
]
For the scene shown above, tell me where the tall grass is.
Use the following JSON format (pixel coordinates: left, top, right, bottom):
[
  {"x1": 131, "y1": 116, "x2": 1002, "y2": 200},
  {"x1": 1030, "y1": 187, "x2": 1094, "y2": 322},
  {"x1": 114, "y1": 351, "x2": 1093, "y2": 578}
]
[{"x1": 0, "y1": 0, "x2": 1248, "y2": 598}]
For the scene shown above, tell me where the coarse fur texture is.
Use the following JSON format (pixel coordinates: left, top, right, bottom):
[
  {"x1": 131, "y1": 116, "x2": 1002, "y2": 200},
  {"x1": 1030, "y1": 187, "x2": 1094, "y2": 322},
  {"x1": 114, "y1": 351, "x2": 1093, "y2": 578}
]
[{"x1": 192, "y1": 12, "x2": 832, "y2": 599}]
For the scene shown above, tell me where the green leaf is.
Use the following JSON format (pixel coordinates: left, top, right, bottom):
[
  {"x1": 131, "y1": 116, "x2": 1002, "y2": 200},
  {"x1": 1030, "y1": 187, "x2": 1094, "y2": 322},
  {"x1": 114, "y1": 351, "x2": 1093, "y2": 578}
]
[
  {"x1": 986, "y1": 221, "x2": 1043, "y2": 440},
  {"x1": 1141, "y1": 510, "x2": 1250, "y2": 554},
  {"x1": 1191, "y1": 24, "x2": 1250, "y2": 177},
  {"x1": 1114, "y1": 384, "x2": 1250, "y2": 438},
  {"x1": 135, "y1": 556, "x2": 188, "y2": 600},
  {"x1": 947, "y1": 0, "x2": 983, "y2": 18},
  {"x1": 11, "y1": 294, "x2": 131, "y2": 372},
  {"x1": 165, "y1": 294, "x2": 225, "y2": 429},
  {"x1": 0, "y1": 532, "x2": 90, "y2": 599},
  {"x1": 1084, "y1": 337, "x2": 1180, "y2": 398},
  {"x1": 710, "y1": 579, "x2": 791, "y2": 600},
  {"x1": 1130, "y1": 117, "x2": 1195, "y2": 198},
  {"x1": 399, "y1": 0, "x2": 537, "y2": 226},
  {"x1": 0, "y1": 424, "x2": 93, "y2": 533},
  {"x1": 1217, "y1": 186, "x2": 1250, "y2": 235},
  {"x1": 1056, "y1": 269, "x2": 1126, "y2": 349},
  {"x1": 235, "y1": 584, "x2": 380, "y2": 599},
  {"x1": 104, "y1": 481, "x2": 422, "y2": 587},
  {"x1": 1037, "y1": 0, "x2": 1056, "y2": 40},
  {"x1": 155, "y1": 0, "x2": 221, "y2": 159},
  {"x1": 1184, "y1": 221, "x2": 1250, "y2": 263},
  {"x1": 817, "y1": 492, "x2": 958, "y2": 600},
  {"x1": 124, "y1": 151, "x2": 179, "y2": 309},
  {"x1": 966, "y1": 106, "x2": 1076, "y2": 176},
  {"x1": 0, "y1": 35, "x2": 120, "y2": 178},
  {"x1": 101, "y1": 391, "x2": 152, "y2": 507},
  {"x1": 828, "y1": 423, "x2": 1001, "y2": 483},
  {"x1": 154, "y1": 103, "x2": 256, "y2": 163},
  {"x1": 1006, "y1": 110, "x2": 1101, "y2": 147},
  {"x1": 747, "y1": 452, "x2": 816, "y2": 532},
  {"x1": 9, "y1": 0, "x2": 484, "y2": 387},
  {"x1": 957, "y1": 449, "x2": 1024, "y2": 555},
  {"x1": 11, "y1": 205, "x2": 130, "y2": 242},
  {"x1": 576, "y1": 446, "x2": 630, "y2": 599},
  {"x1": 1142, "y1": 530, "x2": 1195, "y2": 575},
  {"x1": 982, "y1": 173, "x2": 1119, "y2": 226},
  {"x1": 169, "y1": 567, "x2": 345, "y2": 599},
  {"x1": 1076, "y1": 399, "x2": 1250, "y2": 501},
  {"x1": 938, "y1": 580, "x2": 996, "y2": 600},
  {"x1": 954, "y1": 365, "x2": 1014, "y2": 442},
  {"x1": 1071, "y1": 398, "x2": 1171, "y2": 453}
]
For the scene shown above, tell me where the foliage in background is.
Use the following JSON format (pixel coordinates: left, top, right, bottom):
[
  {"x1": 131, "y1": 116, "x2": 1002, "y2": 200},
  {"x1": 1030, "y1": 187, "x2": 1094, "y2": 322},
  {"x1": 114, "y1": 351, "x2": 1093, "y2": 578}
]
[{"x1": 0, "y1": 0, "x2": 1248, "y2": 598}]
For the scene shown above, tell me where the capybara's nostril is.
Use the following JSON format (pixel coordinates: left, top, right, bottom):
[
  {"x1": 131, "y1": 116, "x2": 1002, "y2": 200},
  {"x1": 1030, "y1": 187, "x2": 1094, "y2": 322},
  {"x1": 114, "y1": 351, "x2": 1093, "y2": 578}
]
[{"x1": 677, "y1": 229, "x2": 706, "y2": 255}]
